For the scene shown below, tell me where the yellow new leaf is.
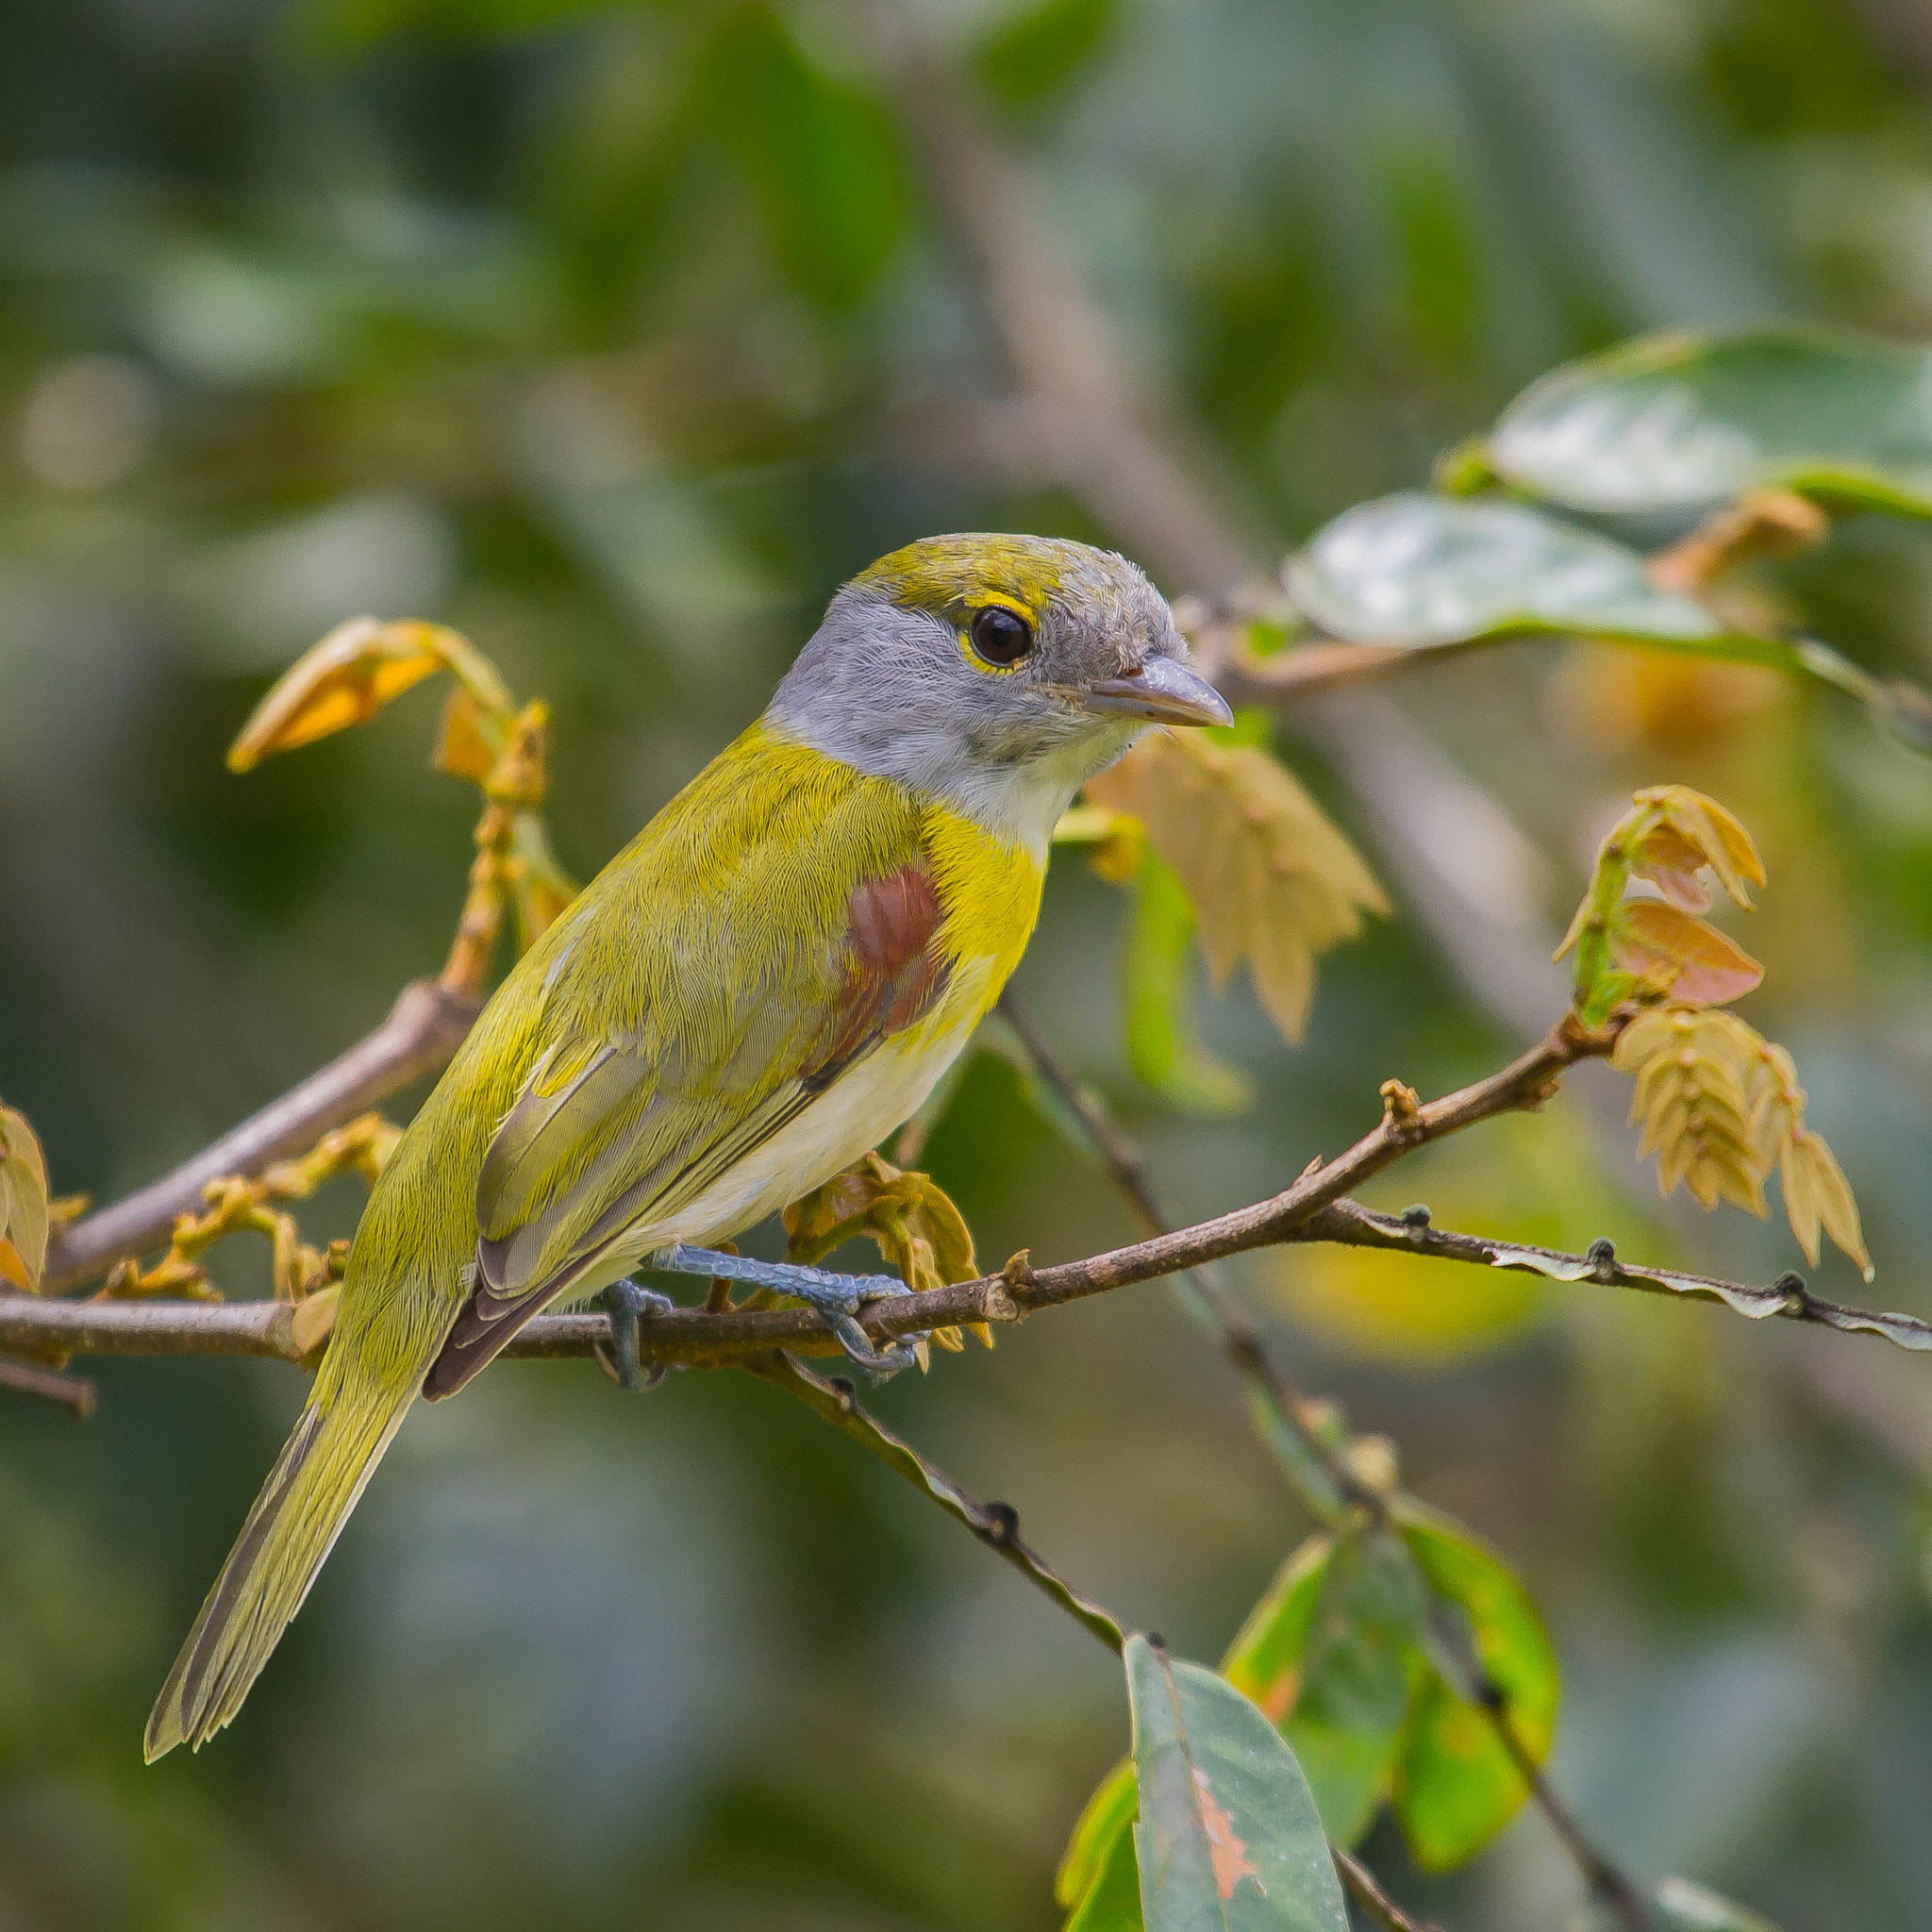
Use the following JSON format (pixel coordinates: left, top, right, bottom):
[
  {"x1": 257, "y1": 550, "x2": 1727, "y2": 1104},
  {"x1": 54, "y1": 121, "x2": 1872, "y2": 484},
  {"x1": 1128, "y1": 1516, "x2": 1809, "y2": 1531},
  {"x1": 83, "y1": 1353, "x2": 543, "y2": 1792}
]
[
  {"x1": 1612, "y1": 1006, "x2": 1767, "y2": 1214},
  {"x1": 1613, "y1": 1004, "x2": 1874, "y2": 1273},
  {"x1": 227, "y1": 618, "x2": 515, "y2": 772},
  {"x1": 1783, "y1": 1132, "x2": 1872, "y2": 1278},
  {"x1": 0, "y1": 1103, "x2": 51, "y2": 1292},
  {"x1": 1629, "y1": 784, "x2": 1765, "y2": 910},
  {"x1": 783, "y1": 1151, "x2": 989, "y2": 1357},
  {"x1": 433, "y1": 687, "x2": 500, "y2": 784},
  {"x1": 1611, "y1": 901, "x2": 1763, "y2": 1006},
  {"x1": 1084, "y1": 729, "x2": 1387, "y2": 1042},
  {"x1": 291, "y1": 1285, "x2": 341, "y2": 1357}
]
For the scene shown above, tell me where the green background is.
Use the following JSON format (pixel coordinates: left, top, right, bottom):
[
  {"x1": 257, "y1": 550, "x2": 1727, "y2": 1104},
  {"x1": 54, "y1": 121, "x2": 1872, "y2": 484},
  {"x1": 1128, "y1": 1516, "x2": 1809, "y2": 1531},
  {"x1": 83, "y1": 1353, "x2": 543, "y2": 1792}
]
[{"x1": 4, "y1": 2, "x2": 1932, "y2": 1927}]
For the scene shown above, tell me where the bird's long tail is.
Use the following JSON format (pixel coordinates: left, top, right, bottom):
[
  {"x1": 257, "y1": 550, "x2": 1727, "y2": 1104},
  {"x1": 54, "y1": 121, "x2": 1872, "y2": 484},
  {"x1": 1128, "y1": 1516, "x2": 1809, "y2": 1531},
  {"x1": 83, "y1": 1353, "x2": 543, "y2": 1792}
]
[{"x1": 144, "y1": 1376, "x2": 413, "y2": 1760}]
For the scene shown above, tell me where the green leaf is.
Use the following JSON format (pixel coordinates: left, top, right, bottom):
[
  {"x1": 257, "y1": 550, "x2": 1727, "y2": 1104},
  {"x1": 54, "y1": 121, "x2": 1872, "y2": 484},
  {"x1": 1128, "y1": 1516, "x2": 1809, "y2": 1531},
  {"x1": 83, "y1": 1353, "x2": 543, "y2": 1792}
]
[
  {"x1": 1221, "y1": 1530, "x2": 1425, "y2": 1847},
  {"x1": 1059, "y1": 1758, "x2": 1145, "y2": 1930},
  {"x1": 977, "y1": 0, "x2": 1118, "y2": 112},
  {"x1": 1122, "y1": 852, "x2": 1251, "y2": 1114},
  {"x1": 1479, "y1": 325, "x2": 1932, "y2": 517},
  {"x1": 1286, "y1": 492, "x2": 1932, "y2": 751},
  {"x1": 703, "y1": 6, "x2": 908, "y2": 309},
  {"x1": 1290, "y1": 492, "x2": 1777, "y2": 655},
  {"x1": 1125, "y1": 1636, "x2": 1348, "y2": 1932},
  {"x1": 1390, "y1": 1504, "x2": 1560, "y2": 1872}
]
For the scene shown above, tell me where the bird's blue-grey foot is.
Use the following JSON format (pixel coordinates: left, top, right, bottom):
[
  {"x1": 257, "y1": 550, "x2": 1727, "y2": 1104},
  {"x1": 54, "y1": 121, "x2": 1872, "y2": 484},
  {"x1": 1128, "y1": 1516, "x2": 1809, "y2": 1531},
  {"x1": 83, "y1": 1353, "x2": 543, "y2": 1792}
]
[
  {"x1": 652, "y1": 1243, "x2": 921, "y2": 1381},
  {"x1": 596, "y1": 1276, "x2": 675, "y2": 1391}
]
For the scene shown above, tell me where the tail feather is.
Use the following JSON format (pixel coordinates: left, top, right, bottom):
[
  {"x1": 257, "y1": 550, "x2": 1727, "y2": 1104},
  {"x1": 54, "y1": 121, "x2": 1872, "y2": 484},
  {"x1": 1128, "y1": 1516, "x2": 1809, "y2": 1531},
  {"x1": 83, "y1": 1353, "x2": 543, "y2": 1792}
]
[{"x1": 144, "y1": 1385, "x2": 412, "y2": 1760}]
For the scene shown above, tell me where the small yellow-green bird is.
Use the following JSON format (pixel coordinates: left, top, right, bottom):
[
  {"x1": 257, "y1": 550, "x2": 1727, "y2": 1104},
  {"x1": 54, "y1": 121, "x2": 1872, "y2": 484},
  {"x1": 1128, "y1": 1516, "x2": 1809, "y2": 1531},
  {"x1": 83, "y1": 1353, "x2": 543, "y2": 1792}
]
[{"x1": 144, "y1": 533, "x2": 1228, "y2": 1759}]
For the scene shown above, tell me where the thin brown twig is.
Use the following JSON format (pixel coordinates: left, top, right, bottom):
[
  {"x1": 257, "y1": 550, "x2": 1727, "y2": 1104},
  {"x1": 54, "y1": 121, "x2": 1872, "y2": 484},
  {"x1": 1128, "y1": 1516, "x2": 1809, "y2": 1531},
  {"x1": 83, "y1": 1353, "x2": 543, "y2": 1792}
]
[
  {"x1": 992, "y1": 991, "x2": 1374, "y2": 1520},
  {"x1": 0, "y1": 1010, "x2": 1616, "y2": 1370},
  {"x1": 1332, "y1": 1845, "x2": 1446, "y2": 1932},
  {"x1": 39, "y1": 979, "x2": 480, "y2": 1295},
  {"x1": 749, "y1": 1346, "x2": 1441, "y2": 1932},
  {"x1": 743, "y1": 1349, "x2": 1127, "y2": 1653},
  {"x1": 0, "y1": 1355, "x2": 96, "y2": 1417},
  {"x1": 992, "y1": 993, "x2": 1652, "y2": 1932},
  {"x1": 11, "y1": 1008, "x2": 1927, "y2": 1377}
]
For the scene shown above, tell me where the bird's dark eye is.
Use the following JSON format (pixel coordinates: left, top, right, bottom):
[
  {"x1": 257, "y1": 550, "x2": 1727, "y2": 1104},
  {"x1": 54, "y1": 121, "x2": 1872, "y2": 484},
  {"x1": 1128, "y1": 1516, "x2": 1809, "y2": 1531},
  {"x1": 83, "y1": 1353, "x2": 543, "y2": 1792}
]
[{"x1": 968, "y1": 605, "x2": 1033, "y2": 667}]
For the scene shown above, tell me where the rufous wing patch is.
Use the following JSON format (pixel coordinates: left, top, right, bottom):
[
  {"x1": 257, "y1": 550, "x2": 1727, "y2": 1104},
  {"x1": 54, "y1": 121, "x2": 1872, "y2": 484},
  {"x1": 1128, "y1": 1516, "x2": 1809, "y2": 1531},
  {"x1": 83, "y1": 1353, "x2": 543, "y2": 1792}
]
[{"x1": 810, "y1": 861, "x2": 950, "y2": 1080}]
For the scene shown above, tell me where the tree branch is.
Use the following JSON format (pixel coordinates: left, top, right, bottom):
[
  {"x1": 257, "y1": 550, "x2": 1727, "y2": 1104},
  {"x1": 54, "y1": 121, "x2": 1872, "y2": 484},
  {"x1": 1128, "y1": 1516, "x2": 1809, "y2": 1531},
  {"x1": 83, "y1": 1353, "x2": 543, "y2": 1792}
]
[
  {"x1": 15, "y1": 1004, "x2": 1922, "y2": 1388},
  {"x1": 0, "y1": 1355, "x2": 96, "y2": 1417},
  {"x1": 1306, "y1": 1201, "x2": 1932, "y2": 1351},
  {"x1": 40, "y1": 978, "x2": 481, "y2": 1295},
  {"x1": 1332, "y1": 1845, "x2": 1445, "y2": 1932},
  {"x1": 744, "y1": 1349, "x2": 1128, "y2": 1652},
  {"x1": 991, "y1": 995, "x2": 1651, "y2": 1931},
  {"x1": 888, "y1": 45, "x2": 1569, "y2": 1040},
  {"x1": 747, "y1": 1347, "x2": 1440, "y2": 1932}
]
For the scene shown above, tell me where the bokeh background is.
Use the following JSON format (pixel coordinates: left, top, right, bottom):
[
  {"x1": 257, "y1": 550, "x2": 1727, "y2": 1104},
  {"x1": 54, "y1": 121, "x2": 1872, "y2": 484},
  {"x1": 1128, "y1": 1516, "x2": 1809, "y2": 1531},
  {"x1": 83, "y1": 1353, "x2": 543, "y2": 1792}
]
[{"x1": 6, "y1": 1, "x2": 1932, "y2": 1927}]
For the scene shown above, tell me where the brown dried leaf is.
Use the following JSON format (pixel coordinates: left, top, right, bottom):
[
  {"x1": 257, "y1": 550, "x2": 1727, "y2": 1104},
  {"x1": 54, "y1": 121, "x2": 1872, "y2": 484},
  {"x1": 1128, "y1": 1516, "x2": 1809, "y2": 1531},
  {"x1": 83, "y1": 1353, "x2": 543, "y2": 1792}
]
[
  {"x1": 783, "y1": 1152, "x2": 988, "y2": 1356},
  {"x1": 227, "y1": 618, "x2": 515, "y2": 772},
  {"x1": 1612, "y1": 901, "x2": 1763, "y2": 1005},
  {"x1": 0, "y1": 1103, "x2": 51, "y2": 1291},
  {"x1": 1085, "y1": 729, "x2": 1386, "y2": 1042}
]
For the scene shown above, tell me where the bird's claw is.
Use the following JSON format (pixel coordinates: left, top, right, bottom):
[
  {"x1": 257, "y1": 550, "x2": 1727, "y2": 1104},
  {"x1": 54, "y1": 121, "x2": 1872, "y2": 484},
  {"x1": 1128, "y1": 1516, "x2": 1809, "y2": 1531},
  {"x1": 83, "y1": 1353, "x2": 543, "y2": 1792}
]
[
  {"x1": 655, "y1": 1244, "x2": 925, "y2": 1382},
  {"x1": 595, "y1": 1276, "x2": 675, "y2": 1391}
]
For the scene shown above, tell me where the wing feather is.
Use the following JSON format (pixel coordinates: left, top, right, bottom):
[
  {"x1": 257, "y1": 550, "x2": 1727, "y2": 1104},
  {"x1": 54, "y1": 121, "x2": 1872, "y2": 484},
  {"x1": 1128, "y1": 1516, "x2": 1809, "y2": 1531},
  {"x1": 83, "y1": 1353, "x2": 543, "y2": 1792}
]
[{"x1": 422, "y1": 726, "x2": 962, "y2": 1402}]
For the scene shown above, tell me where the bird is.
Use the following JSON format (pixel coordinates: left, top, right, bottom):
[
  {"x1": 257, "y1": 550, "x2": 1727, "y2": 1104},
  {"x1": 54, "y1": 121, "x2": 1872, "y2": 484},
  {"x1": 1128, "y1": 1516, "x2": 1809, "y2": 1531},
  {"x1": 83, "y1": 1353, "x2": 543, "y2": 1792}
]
[{"x1": 143, "y1": 531, "x2": 1230, "y2": 1760}]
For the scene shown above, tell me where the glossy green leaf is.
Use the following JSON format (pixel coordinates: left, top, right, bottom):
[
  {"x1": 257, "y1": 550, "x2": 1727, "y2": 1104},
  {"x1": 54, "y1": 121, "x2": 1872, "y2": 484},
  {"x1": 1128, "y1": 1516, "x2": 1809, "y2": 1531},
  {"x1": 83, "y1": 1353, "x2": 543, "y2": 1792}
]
[
  {"x1": 1222, "y1": 1530, "x2": 1425, "y2": 1847},
  {"x1": 1126, "y1": 1636, "x2": 1348, "y2": 1932},
  {"x1": 1478, "y1": 325, "x2": 1932, "y2": 516},
  {"x1": 1058, "y1": 1757, "x2": 1144, "y2": 1931},
  {"x1": 1123, "y1": 852, "x2": 1251, "y2": 1114},
  {"x1": 1391, "y1": 1504, "x2": 1560, "y2": 1872},
  {"x1": 1286, "y1": 492, "x2": 1932, "y2": 751},
  {"x1": 1290, "y1": 492, "x2": 1775, "y2": 654}
]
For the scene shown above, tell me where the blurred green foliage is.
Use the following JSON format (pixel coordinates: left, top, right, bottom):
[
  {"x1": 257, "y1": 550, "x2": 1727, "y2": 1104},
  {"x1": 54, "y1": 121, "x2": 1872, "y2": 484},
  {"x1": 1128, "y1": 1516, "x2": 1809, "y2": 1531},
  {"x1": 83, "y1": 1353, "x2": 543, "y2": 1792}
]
[{"x1": 7, "y1": 2, "x2": 1932, "y2": 1930}]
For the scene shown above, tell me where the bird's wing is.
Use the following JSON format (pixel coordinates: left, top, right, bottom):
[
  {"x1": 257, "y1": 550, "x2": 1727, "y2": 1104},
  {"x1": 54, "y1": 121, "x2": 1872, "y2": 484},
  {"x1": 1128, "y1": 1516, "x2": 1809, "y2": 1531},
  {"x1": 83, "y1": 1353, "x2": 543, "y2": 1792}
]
[{"x1": 423, "y1": 725, "x2": 954, "y2": 1397}]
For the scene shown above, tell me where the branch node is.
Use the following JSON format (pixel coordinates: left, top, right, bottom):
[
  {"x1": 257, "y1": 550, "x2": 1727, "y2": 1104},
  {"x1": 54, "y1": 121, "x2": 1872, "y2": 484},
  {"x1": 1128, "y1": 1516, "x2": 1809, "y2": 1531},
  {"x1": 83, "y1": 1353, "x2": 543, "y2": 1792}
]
[
  {"x1": 1379, "y1": 1079, "x2": 1424, "y2": 1142},
  {"x1": 1586, "y1": 1237, "x2": 1618, "y2": 1284},
  {"x1": 827, "y1": 1374, "x2": 858, "y2": 1412},
  {"x1": 982, "y1": 1500, "x2": 1020, "y2": 1549},
  {"x1": 1400, "y1": 1203, "x2": 1431, "y2": 1244},
  {"x1": 1773, "y1": 1269, "x2": 1812, "y2": 1316}
]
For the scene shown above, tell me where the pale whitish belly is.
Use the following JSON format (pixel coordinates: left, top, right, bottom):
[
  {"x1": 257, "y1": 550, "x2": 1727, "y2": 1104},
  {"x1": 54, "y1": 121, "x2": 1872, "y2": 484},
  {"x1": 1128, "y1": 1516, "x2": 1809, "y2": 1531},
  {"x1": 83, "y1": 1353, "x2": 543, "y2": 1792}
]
[{"x1": 572, "y1": 973, "x2": 993, "y2": 1298}]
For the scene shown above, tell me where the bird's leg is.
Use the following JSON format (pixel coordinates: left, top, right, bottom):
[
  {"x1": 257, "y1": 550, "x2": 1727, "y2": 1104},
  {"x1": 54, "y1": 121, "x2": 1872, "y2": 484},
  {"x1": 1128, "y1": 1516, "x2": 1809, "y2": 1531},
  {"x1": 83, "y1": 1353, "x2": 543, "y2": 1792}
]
[
  {"x1": 649, "y1": 1244, "x2": 922, "y2": 1381},
  {"x1": 595, "y1": 1276, "x2": 675, "y2": 1391}
]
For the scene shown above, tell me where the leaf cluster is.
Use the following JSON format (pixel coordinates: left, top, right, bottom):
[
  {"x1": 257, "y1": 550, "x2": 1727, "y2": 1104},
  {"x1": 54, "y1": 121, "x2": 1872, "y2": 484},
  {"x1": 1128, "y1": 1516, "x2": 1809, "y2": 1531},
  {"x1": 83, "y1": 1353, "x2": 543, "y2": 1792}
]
[
  {"x1": 1552, "y1": 785, "x2": 1872, "y2": 1277},
  {"x1": 1064, "y1": 722, "x2": 1387, "y2": 1109},
  {"x1": 1058, "y1": 1504, "x2": 1558, "y2": 1928},
  {"x1": 782, "y1": 1150, "x2": 993, "y2": 1362},
  {"x1": 1615, "y1": 1007, "x2": 1870, "y2": 1276},
  {"x1": 97, "y1": 1114, "x2": 401, "y2": 1356},
  {"x1": 228, "y1": 617, "x2": 578, "y2": 992}
]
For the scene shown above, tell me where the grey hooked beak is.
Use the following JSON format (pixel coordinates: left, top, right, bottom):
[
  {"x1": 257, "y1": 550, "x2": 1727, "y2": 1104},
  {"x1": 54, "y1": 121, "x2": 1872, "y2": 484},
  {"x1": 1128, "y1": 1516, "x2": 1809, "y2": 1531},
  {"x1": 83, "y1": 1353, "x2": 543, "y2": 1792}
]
[{"x1": 1078, "y1": 656, "x2": 1233, "y2": 728}]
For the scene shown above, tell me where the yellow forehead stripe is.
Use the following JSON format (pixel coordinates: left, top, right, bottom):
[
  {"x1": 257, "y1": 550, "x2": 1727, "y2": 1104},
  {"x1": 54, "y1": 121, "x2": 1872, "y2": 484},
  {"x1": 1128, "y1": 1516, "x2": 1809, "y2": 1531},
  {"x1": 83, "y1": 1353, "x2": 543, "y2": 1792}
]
[{"x1": 857, "y1": 535, "x2": 1065, "y2": 621}]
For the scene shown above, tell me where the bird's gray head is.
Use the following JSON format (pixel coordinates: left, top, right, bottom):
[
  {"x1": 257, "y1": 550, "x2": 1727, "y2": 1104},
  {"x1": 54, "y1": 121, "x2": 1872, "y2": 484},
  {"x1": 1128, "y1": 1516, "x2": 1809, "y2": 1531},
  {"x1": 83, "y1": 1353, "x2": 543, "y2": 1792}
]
[{"x1": 766, "y1": 533, "x2": 1230, "y2": 851}]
